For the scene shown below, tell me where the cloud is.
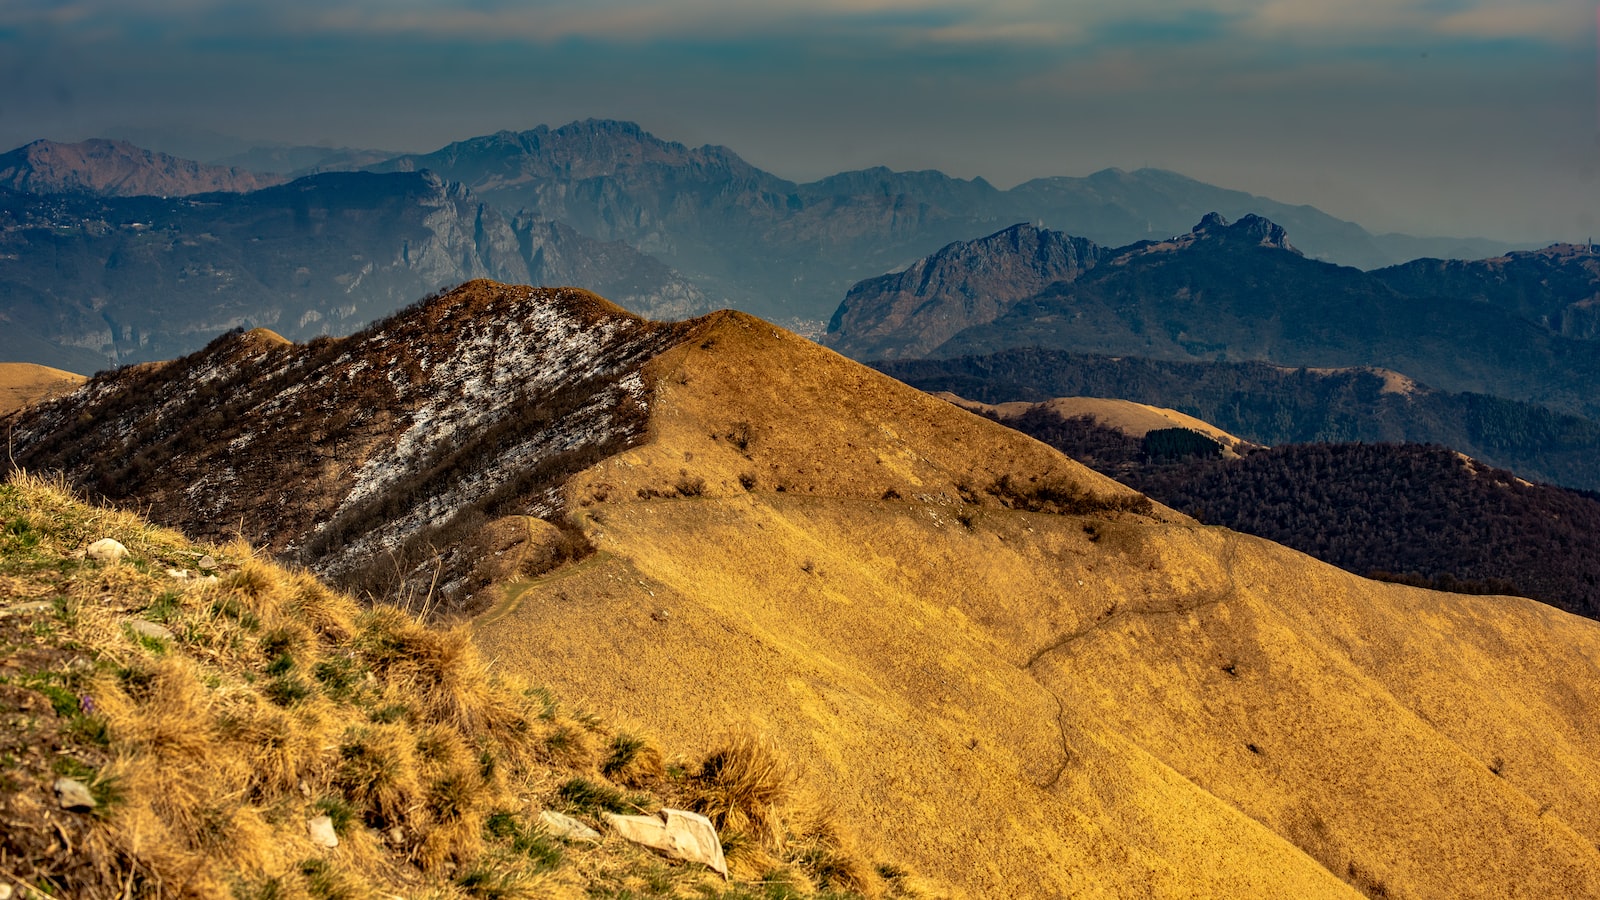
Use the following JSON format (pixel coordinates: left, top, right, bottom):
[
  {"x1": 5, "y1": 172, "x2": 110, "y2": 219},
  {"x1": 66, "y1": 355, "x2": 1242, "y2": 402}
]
[
  {"x1": 8, "y1": 1, "x2": 1590, "y2": 52},
  {"x1": 1435, "y1": 2, "x2": 1592, "y2": 41}
]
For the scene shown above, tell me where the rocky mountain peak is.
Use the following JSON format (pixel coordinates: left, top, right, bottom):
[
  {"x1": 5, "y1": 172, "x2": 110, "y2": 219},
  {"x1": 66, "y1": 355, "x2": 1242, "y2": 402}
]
[
  {"x1": 825, "y1": 222, "x2": 1105, "y2": 359},
  {"x1": 1190, "y1": 211, "x2": 1299, "y2": 254}
]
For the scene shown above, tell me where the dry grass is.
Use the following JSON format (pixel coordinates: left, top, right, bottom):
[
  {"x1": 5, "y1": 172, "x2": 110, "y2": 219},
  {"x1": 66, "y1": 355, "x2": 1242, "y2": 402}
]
[
  {"x1": 471, "y1": 309, "x2": 1600, "y2": 899},
  {"x1": 0, "y1": 471, "x2": 933, "y2": 899},
  {"x1": 0, "y1": 361, "x2": 85, "y2": 416}
]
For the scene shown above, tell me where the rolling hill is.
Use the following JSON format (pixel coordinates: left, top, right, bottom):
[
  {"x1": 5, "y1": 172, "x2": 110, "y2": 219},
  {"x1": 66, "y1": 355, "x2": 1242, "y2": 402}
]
[
  {"x1": 947, "y1": 394, "x2": 1600, "y2": 620},
  {"x1": 7, "y1": 281, "x2": 1600, "y2": 898},
  {"x1": 875, "y1": 349, "x2": 1600, "y2": 491},
  {"x1": 0, "y1": 362, "x2": 85, "y2": 416}
]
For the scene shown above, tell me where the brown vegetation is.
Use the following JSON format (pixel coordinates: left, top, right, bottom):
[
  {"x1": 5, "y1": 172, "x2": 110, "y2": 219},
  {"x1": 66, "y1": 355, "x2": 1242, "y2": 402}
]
[{"x1": 0, "y1": 473, "x2": 933, "y2": 899}]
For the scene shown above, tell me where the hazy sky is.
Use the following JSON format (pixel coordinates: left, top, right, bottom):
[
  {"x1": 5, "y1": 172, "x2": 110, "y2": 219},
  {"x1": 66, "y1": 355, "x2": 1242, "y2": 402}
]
[{"x1": 2, "y1": 0, "x2": 1596, "y2": 242}]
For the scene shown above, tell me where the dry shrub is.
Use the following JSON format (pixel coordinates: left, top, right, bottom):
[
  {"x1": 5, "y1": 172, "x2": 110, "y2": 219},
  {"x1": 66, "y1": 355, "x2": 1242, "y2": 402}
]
[
  {"x1": 336, "y1": 722, "x2": 423, "y2": 827},
  {"x1": 218, "y1": 693, "x2": 335, "y2": 799},
  {"x1": 281, "y1": 571, "x2": 359, "y2": 642},
  {"x1": 101, "y1": 656, "x2": 218, "y2": 765},
  {"x1": 541, "y1": 720, "x2": 597, "y2": 770},
  {"x1": 601, "y1": 731, "x2": 666, "y2": 788},
  {"x1": 786, "y1": 810, "x2": 872, "y2": 895},
  {"x1": 692, "y1": 732, "x2": 791, "y2": 847},
  {"x1": 356, "y1": 609, "x2": 519, "y2": 737},
  {"x1": 416, "y1": 763, "x2": 489, "y2": 872}
]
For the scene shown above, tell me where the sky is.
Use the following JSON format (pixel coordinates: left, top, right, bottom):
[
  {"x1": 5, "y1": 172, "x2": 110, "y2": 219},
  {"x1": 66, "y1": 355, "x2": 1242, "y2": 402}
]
[{"x1": 1, "y1": 0, "x2": 1596, "y2": 243}]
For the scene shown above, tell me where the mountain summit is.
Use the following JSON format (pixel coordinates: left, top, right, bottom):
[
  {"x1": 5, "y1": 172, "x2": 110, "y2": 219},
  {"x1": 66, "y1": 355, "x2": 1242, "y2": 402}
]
[
  {"x1": 0, "y1": 138, "x2": 286, "y2": 196},
  {"x1": 8, "y1": 280, "x2": 1600, "y2": 897}
]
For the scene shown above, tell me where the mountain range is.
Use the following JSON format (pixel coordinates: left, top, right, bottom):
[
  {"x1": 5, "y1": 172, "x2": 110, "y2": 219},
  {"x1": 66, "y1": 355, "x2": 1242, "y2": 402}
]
[
  {"x1": 0, "y1": 170, "x2": 706, "y2": 370},
  {"x1": 0, "y1": 122, "x2": 1537, "y2": 372},
  {"x1": 365, "y1": 120, "x2": 1524, "y2": 319},
  {"x1": 839, "y1": 216, "x2": 1600, "y2": 423},
  {"x1": 6, "y1": 282, "x2": 1600, "y2": 897},
  {"x1": 0, "y1": 138, "x2": 286, "y2": 197}
]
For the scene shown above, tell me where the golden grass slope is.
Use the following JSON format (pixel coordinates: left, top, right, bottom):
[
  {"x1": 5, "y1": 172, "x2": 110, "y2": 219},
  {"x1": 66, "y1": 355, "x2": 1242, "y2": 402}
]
[
  {"x1": 0, "y1": 362, "x2": 85, "y2": 416},
  {"x1": 940, "y1": 392, "x2": 1251, "y2": 449},
  {"x1": 0, "y1": 472, "x2": 937, "y2": 899},
  {"x1": 474, "y1": 312, "x2": 1600, "y2": 899}
]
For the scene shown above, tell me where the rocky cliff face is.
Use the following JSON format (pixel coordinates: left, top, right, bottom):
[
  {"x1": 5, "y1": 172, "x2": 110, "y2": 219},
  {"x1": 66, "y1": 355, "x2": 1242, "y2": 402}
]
[
  {"x1": 0, "y1": 171, "x2": 707, "y2": 370},
  {"x1": 827, "y1": 223, "x2": 1105, "y2": 359},
  {"x1": 0, "y1": 139, "x2": 287, "y2": 197},
  {"x1": 368, "y1": 121, "x2": 1521, "y2": 321}
]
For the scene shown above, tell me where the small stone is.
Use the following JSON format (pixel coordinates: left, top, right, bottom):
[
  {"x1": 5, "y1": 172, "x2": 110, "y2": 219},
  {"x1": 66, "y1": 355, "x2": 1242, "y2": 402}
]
[
  {"x1": 0, "y1": 880, "x2": 14, "y2": 898},
  {"x1": 307, "y1": 814, "x2": 339, "y2": 848},
  {"x1": 126, "y1": 620, "x2": 174, "y2": 642},
  {"x1": 54, "y1": 777, "x2": 96, "y2": 812},
  {"x1": 197, "y1": 554, "x2": 217, "y2": 571},
  {"x1": 539, "y1": 809, "x2": 602, "y2": 844},
  {"x1": 86, "y1": 538, "x2": 128, "y2": 563},
  {"x1": 165, "y1": 568, "x2": 189, "y2": 579},
  {"x1": 387, "y1": 826, "x2": 405, "y2": 845}
]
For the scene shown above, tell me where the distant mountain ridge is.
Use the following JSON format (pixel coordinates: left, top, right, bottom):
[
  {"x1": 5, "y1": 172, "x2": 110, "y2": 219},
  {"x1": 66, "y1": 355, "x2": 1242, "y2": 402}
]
[
  {"x1": 0, "y1": 120, "x2": 1546, "y2": 366},
  {"x1": 0, "y1": 171, "x2": 708, "y2": 370},
  {"x1": 876, "y1": 350, "x2": 1600, "y2": 491},
  {"x1": 0, "y1": 138, "x2": 287, "y2": 197},
  {"x1": 843, "y1": 215, "x2": 1600, "y2": 422},
  {"x1": 358, "y1": 119, "x2": 1526, "y2": 319}
]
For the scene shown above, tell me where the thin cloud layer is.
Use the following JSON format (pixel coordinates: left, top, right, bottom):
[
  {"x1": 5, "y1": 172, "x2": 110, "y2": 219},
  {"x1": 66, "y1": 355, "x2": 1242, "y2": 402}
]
[{"x1": 1, "y1": 0, "x2": 1595, "y2": 241}]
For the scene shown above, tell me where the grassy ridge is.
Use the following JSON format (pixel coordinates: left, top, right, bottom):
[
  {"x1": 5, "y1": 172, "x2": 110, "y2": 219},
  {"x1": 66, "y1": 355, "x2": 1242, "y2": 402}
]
[{"x1": 0, "y1": 473, "x2": 936, "y2": 900}]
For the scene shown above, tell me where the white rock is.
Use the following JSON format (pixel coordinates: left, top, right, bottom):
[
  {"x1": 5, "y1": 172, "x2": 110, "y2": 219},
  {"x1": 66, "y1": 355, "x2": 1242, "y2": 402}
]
[
  {"x1": 54, "y1": 777, "x2": 96, "y2": 811},
  {"x1": 166, "y1": 568, "x2": 189, "y2": 579},
  {"x1": 604, "y1": 808, "x2": 727, "y2": 877},
  {"x1": 307, "y1": 814, "x2": 339, "y2": 848},
  {"x1": 126, "y1": 620, "x2": 174, "y2": 642},
  {"x1": 86, "y1": 538, "x2": 128, "y2": 563},
  {"x1": 0, "y1": 881, "x2": 13, "y2": 899},
  {"x1": 197, "y1": 554, "x2": 217, "y2": 570},
  {"x1": 539, "y1": 809, "x2": 602, "y2": 844}
]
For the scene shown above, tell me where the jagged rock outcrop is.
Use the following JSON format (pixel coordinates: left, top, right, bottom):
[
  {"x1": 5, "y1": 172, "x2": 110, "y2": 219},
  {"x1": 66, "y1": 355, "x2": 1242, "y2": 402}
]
[
  {"x1": 827, "y1": 223, "x2": 1104, "y2": 359},
  {"x1": 0, "y1": 139, "x2": 286, "y2": 197}
]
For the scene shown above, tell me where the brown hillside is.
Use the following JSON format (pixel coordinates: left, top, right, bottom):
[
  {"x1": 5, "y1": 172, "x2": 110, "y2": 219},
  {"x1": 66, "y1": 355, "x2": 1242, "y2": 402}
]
[
  {"x1": 6, "y1": 282, "x2": 1600, "y2": 898},
  {"x1": 475, "y1": 310, "x2": 1600, "y2": 899},
  {"x1": 0, "y1": 362, "x2": 85, "y2": 416}
]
